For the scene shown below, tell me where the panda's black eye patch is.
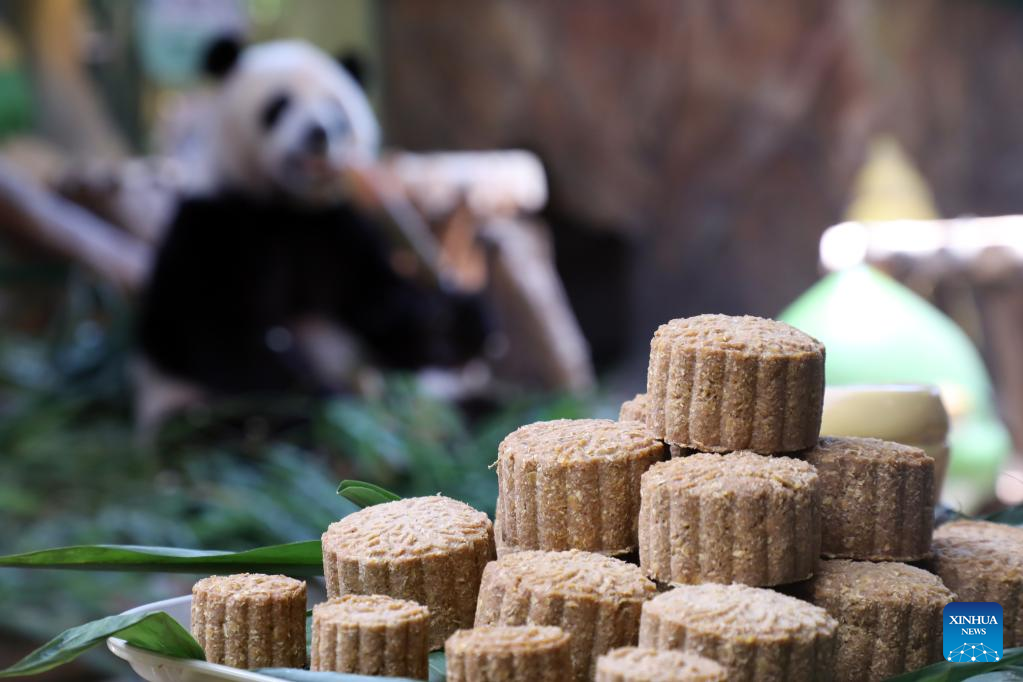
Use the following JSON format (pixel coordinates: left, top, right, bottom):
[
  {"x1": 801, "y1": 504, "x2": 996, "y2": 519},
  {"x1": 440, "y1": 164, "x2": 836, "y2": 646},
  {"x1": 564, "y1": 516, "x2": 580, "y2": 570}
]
[{"x1": 260, "y1": 92, "x2": 291, "y2": 129}]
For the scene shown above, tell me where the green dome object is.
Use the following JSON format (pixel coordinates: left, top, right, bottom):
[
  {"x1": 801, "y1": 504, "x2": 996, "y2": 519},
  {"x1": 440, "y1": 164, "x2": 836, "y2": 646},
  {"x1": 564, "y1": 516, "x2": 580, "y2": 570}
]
[
  {"x1": 781, "y1": 266, "x2": 988, "y2": 401},
  {"x1": 0, "y1": 68, "x2": 31, "y2": 139},
  {"x1": 945, "y1": 414, "x2": 1012, "y2": 513},
  {"x1": 780, "y1": 265, "x2": 1010, "y2": 509}
]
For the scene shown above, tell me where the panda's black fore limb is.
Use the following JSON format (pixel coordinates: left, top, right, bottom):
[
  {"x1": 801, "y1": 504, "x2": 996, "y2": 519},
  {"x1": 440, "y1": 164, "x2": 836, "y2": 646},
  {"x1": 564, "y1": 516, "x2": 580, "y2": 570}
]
[{"x1": 138, "y1": 194, "x2": 489, "y2": 395}]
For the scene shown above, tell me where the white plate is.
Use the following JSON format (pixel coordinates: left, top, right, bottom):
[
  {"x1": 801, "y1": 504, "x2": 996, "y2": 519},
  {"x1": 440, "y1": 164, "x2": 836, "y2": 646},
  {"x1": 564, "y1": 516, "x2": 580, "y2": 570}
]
[{"x1": 107, "y1": 595, "x2": 296, "y2": 682}]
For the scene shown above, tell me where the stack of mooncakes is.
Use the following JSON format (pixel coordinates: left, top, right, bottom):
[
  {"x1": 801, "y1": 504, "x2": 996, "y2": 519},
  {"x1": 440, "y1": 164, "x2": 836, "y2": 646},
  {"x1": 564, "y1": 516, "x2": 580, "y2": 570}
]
[
  {"x1": 485, "y1": 314, "x2": 962, "y2": 682},
  {"x1": 631, "y1": 315, "x2": 954, "y2": 681},
  {"x1": 628, "y1": 316, "x2": 833, "y2": 592},
  {"x1": 185, "y1": 314, "x2": 1019, "y2": 682}
]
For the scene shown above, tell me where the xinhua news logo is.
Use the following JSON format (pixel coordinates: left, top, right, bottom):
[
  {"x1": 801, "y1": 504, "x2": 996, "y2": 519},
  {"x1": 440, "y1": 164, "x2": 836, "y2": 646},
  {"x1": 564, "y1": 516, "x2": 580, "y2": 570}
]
[{"x1": 943, "y1": 602, "x2": 1003, "y2": 662}]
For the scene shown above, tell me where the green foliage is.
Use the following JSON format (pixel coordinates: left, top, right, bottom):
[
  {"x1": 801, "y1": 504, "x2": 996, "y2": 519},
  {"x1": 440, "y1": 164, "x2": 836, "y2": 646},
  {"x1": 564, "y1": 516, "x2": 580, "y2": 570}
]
[
  {"x1": 983, "y1": 505, "x2": 1023, "y2": 527},
  {"x1": 0, "y1": 611, "x2": 203, "y2": 678},
  {"x1": 0, "y1": 69, "x2": 32, "y2": 140},
  {"x1": 429, "y1": 651, "x2": 447, "y2": 682},
  {"x1": 0, "y1": 267, "x2": 603, "y2": 675},
  {"x1": 887, "y1": 648, "x2": 1023, "y2": 681},
  {"x1": 318, "y1": 378, "x2": 603, "y2": 516},
  {"x1": 0, "y1": 540, "x2": 324, "y2": 575},
  {"x1": 6, "y1": 266, "x2": 1023, "y2": 682},
  {"x1": 337, "y1": 480, "x2": 401, "y2": 507}
]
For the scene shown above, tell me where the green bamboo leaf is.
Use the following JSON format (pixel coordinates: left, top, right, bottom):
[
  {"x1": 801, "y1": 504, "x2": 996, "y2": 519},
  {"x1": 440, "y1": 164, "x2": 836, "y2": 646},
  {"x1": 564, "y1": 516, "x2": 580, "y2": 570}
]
[
  {"x1": 0, "y1": 611, "x2": 203, "y2": 677},
  {"x1": 0, "y1": 541, "x2": 323, "y2": 575},
  {"x1": 886, "y1": 648, "x2": 1023, "y2": 681},
  {"x1": 957, "y1": 671, "x2": 1023, "y2": 681},
  {"x1": 428, "y1": 651, "x2": 446, "y2": 682},
  {"x1": 983, "y1": 504, "x2": 1023, "y2": 527},
  {"x1": 336, "y1": 480, "x2": 401, "y2": 508}
]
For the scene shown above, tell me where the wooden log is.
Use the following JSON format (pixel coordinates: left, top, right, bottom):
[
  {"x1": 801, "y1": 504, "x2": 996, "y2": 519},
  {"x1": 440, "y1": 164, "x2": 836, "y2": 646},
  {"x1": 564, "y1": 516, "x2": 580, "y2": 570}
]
[
  {"x1": 385, "y1": 150, "x2": 548, "y2": 219},
  {"x1": 0, "y1": 159, "x2": 150, "y2": 293},
  {"x1": 483, "y1": 217, "x2": 594, "y2": 392}
]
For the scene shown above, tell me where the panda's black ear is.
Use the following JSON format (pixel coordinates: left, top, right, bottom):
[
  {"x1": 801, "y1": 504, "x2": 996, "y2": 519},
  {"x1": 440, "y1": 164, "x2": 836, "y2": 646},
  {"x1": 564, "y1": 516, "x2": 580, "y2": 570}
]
[
  {"x1": 203, "y1": 34, "x2": 244, "y2": 80},
  {"x1": 337, "y1": 50, "x2": 370, "y2": 89}
]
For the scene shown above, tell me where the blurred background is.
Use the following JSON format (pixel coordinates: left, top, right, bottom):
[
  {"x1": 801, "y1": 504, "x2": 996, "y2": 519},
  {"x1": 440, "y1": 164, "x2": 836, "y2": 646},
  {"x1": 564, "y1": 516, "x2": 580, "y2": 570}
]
[{"x1": 1, "y1": 0, "x2": 1023, "y2": 678}]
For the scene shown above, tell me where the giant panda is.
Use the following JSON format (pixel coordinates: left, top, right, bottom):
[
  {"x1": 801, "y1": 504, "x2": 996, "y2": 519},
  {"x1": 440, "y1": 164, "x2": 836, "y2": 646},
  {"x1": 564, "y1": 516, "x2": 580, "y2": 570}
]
[{"x1": 138, "y1": 39, "x2": 490, "y2": 398}]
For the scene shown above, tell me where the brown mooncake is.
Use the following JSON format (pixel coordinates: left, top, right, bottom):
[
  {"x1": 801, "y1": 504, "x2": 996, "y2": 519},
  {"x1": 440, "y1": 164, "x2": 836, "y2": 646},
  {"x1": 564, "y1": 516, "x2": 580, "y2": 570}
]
[
  {"x1": 191, "y1": 573, "x2": 306, "y2": 669},
  {"x1": 619, "y1": 393, "x2": 648, "y2": 423},
  {"x1": 445, "y1": 625, "x2": 572, "y2": 682},
  {"x1": 495, "y1": 418, "x2": 664, "y2": 557},
  {"x1": 595, "y1": 646, "x2": 727, "y2": 682},
  {"x1": 619, "y1": 393, "x2": 685, "y2": 458},
  {"x1": 475, "y1": 549, "x2": 655, "y2": 681},
  {"x1": 639, "y1": 451, "x2": 820, "y2": 586},
  {"x1": 321, "y1": 495, "x2": 495, "y2": 649},
  {"x1": 639, "y1": 583, "x2": 837, "y2": 682},
  {"x1": 797, "y1": 559, "x2": 955, "y2": 681},
  {"x1": 310, "y1": 594, "x2": 430, "y2": 679},
  {"x1": 645, "y1": 314, "x2": 824, "y2": 453},
  {"x1": 805, "y1": 436, "x2": 934, "y2": 561},
  {"x1": 931, "y1": 520, "x2": 1023, "y2": 647}
]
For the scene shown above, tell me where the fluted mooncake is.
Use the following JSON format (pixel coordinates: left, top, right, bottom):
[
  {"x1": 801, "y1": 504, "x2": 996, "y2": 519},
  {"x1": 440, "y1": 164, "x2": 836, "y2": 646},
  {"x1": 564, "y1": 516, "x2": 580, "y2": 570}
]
[
  {"x1": 619, "y1": 393, "x2": 648, "y2": 423},
  {"x1": 475, "y1": 549, "x2": 655, "y2": 681},
  {"x1": 496, "y1": 418, "x2": 664, "y2": 556},
  {"x1": 645, "y1": 315, "x2": 824, "y2": 453},
  {"x1": 445, "y1": 625, "x2": 571, "y2": 682},
  {"x1": 640, "y1": 583, "x2": 837, "y2": 682},
  {"x1": 310, "y1": 594, "x2": 430, "y2": 678},
  {"x1": 805, "y1": 436, "x2": 934, "y2": 561},
  {"x1": 322, "y1": 495, "x2": 495, "y2": 649},
  {"x1": 596, "y1": 646, "x2": 726, "y2": 682},
  {"x1": 639, "y1": 451, "x2": 820, "y2": 586},
  {"x1": 797, "y1": 559, "x2": 954, "y2": 681},
  {"x1": 931, "y1": 520, "x2": 1023, "y2": 647},
  {"x1": 191, "y1": 573, "x2": 306, "y2": 669}
]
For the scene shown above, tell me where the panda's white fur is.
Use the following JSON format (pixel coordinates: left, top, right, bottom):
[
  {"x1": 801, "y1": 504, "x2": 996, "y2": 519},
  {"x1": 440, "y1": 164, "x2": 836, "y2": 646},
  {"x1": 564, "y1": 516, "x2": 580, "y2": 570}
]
[
  {"x1": 139, "y1": 38, "x2": 490, "y2": 425},
  {"x1": 209, "y1": 41, "x2": 380, "y2": 203}
]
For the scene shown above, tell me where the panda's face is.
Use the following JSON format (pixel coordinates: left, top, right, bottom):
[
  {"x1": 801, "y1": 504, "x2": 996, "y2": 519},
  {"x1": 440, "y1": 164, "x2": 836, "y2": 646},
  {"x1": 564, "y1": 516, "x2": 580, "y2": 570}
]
[
  {"x1": 250, "y1": 78, "x2": 357, "y2": 199},
  {"x1": 212, "y1": 42, "x2": 380, "y2": 204}
]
